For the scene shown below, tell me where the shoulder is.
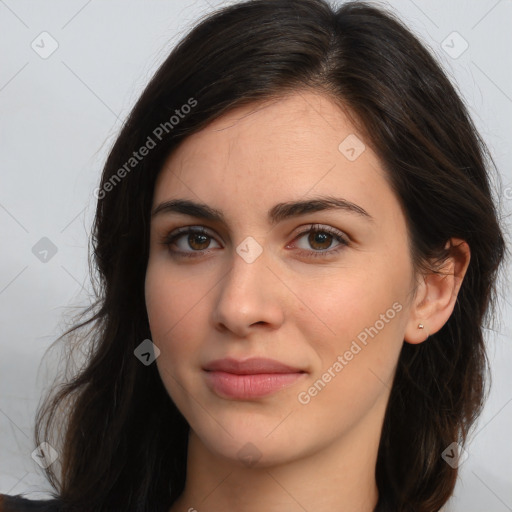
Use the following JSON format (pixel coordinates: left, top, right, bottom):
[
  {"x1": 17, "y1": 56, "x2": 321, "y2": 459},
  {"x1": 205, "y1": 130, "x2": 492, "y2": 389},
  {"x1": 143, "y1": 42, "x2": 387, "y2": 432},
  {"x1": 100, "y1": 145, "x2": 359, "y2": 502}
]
[{"x1": 0, "y1": 494, "x2": 62, "y2": 512}]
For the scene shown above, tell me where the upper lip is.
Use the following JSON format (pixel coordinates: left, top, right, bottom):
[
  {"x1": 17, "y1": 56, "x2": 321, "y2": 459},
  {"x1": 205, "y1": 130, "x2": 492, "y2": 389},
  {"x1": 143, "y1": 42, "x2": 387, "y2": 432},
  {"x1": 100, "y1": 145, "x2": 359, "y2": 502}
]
[{"x1": 203, "y1": 357, "x2": 305, "y2": 375}]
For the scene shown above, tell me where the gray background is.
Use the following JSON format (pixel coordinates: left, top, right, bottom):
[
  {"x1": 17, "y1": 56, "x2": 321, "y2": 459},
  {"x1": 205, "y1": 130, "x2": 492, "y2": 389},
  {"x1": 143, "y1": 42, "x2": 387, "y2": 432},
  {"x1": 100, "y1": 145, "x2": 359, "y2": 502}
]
[{"x1": 1, "y1": 0, "x2": 511, "y2": 510}]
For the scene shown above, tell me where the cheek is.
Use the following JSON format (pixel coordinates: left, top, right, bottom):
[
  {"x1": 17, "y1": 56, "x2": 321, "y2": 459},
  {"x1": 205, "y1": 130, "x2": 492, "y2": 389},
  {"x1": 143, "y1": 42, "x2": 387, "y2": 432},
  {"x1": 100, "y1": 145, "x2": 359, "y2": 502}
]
[
  {"x1": 145, "y1": 262, "x2": 205, "y2": 408},
  {"x1": 294, "y1": 277, "x2": 406, "y2": 429},
  {"x1": 144, "y1": 261, "x2": 203, "y2": 358},
  {"x1": 299, "y1": 259, "x2": 408, "y2": 380},
  {"x1": 145, "y1": 257, "x2": 207, "y2": 333},
  {"x1": 301, "y1": 265, "x2": 400, "y2": 334},
  {"x1": 145, "y1": 266, "x2": 173, "y2": 339}
]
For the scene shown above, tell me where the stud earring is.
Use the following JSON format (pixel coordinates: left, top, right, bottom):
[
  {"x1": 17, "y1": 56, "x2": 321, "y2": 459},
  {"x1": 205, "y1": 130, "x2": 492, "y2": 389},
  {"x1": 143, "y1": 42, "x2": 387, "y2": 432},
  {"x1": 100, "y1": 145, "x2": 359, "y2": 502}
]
[{"x1": 418, "y1": 323, "x2": 424, "y2": 329}]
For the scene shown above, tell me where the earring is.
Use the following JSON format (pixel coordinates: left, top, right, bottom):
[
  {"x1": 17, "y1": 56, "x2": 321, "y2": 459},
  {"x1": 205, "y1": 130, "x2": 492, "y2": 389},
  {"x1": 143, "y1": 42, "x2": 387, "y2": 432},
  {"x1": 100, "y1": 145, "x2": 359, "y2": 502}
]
[{"x1": 418, "y1": 323, "x2": 424, "y2": 329}]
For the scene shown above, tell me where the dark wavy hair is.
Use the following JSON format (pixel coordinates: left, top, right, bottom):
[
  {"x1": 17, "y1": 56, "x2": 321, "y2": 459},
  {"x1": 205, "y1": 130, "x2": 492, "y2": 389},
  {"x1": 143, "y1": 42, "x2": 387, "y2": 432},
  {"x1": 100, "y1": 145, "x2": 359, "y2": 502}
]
[{"x1": 33, "y1": 1, "x2": 507, "y2": 511}]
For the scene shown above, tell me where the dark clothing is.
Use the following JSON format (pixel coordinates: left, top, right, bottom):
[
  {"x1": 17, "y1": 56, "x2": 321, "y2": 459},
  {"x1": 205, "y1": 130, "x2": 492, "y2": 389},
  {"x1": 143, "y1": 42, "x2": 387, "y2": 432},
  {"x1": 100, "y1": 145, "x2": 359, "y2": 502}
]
[
  {"x1": 0, "y1": 494, "x2": 62, "y2": 512},
  {"x1": 1, "y1": 492, "x2": 396, "y2": 511}
]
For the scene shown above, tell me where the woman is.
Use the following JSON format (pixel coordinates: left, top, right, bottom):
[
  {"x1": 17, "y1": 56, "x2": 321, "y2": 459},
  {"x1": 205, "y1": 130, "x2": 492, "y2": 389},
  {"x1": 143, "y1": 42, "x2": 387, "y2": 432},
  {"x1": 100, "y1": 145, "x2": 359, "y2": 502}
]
[{"x1": 1, "y1": 0, "x2": 506, "y2": 511}]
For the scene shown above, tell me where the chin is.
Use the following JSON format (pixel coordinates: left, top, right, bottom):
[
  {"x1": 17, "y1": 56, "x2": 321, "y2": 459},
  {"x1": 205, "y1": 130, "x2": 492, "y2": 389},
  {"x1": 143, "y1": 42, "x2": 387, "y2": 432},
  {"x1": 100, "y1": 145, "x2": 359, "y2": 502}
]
[
  {"x1": 201, "y1": 431, "x2": 305, "y2": 469},
  {"x1": 189, "y1": 409, "x2": 319, "y2": 470}
]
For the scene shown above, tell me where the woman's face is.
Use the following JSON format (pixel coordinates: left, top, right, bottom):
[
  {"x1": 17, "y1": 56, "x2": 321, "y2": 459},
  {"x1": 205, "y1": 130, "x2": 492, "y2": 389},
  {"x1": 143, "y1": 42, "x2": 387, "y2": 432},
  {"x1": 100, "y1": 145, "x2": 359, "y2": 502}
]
[{"x1": 145, "y1": 91, "x2": 418, "y2": 467}]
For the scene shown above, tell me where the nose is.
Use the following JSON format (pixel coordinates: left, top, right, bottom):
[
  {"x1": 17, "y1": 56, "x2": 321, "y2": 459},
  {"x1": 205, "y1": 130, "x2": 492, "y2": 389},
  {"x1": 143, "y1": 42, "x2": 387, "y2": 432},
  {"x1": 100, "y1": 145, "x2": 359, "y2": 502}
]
[{"x1": 212, "y1": 244, "x2": 286, "y2": 338}]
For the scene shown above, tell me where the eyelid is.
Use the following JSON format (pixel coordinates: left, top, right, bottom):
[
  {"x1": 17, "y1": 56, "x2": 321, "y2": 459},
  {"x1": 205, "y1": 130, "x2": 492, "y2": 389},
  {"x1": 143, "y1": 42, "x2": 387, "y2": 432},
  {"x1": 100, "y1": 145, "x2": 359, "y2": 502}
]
[
  {"x1": 290, "y1": 223, "x2": 349, "y2": 244},
  {"x1": 287, "y1": 224, "x2": 349, "y2": 257},
  {"x1": 160, "y1": 223, "x2": 349, "y2": 258},
  {"x1": 163, "y1": 225, "x2": 218, "y2": 240},
  {"x1": 160, "y1": 225, "x2": 222, "y2": 253}
]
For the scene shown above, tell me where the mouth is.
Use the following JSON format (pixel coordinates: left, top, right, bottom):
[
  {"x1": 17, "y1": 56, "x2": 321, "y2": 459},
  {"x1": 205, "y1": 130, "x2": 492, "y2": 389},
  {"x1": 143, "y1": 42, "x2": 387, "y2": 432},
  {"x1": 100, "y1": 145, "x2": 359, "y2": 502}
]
[{"x1": 203, "y1": 357, "x2": 307, "y2": 399}]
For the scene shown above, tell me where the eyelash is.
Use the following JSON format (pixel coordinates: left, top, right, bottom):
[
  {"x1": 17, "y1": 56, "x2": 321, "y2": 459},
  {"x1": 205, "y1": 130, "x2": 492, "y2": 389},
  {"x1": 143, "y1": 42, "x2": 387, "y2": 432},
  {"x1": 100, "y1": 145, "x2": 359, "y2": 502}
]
[{"x1": 160, "y1": 224, "x2": 349, "y2": 259}]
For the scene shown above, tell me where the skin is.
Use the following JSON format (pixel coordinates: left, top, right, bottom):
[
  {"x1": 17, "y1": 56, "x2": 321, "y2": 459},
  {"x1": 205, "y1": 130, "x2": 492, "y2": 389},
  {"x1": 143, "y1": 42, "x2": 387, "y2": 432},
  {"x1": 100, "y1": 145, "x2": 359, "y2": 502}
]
[{"x1": 144, "y1": 90, "x2": 470, "y2": 512}]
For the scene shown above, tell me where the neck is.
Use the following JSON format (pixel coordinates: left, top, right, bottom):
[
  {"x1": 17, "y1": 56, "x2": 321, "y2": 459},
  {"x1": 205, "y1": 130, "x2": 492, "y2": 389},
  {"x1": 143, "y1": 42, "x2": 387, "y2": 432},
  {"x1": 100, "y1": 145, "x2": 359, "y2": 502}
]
[{"x1": 169, "y1": 409, "x2": 382, "y2": 512}]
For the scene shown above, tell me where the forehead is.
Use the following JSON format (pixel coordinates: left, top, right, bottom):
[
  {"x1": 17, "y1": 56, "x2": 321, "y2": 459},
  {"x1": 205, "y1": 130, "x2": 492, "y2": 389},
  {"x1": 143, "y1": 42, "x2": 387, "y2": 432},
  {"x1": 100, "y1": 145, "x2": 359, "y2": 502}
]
[{"x1": 153, "y1": 91, "x2": 402, "y2": 227}]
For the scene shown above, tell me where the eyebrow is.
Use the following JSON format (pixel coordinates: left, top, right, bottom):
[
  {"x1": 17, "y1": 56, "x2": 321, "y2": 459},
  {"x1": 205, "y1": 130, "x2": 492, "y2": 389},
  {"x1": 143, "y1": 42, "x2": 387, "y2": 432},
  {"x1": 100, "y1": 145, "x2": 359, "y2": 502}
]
[{"x1": 151, "y1": 196, "x2": 374, "y2": 225}]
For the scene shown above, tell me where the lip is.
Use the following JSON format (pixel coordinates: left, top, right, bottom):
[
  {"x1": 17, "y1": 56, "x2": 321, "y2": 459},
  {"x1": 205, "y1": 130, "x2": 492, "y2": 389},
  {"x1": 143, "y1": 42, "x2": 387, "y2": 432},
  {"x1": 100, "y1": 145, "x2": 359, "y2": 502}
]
[
  {"x1": 203, "y1": 357, "x2": 303, "y2": 374},
  {"x1": 203, "y1": 357, "x2": 307, "y2": 399}
]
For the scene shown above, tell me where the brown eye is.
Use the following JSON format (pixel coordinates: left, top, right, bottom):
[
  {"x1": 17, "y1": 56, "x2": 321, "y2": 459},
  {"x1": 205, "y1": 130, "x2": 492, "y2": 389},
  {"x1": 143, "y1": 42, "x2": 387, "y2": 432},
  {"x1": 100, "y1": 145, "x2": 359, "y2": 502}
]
[
  {"x1": 292, "y1": 224, "x2": 349, "y2": 258},
  {"x1": 307, "y1": 231, "x2": 334, "y2": 251},
  {"x1": 187, "y1": 233, "x2": 211, "y2": 250},
  {"x1": 161, "y1": 226, "x2": 221, "y2": 258}
]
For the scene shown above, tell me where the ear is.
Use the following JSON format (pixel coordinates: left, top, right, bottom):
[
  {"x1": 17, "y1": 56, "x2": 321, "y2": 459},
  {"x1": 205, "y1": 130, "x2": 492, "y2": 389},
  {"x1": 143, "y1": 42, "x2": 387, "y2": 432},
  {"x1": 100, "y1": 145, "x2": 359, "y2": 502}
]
[{"x1": 404, "y1": 238, "x2": 471, "y2": 344}]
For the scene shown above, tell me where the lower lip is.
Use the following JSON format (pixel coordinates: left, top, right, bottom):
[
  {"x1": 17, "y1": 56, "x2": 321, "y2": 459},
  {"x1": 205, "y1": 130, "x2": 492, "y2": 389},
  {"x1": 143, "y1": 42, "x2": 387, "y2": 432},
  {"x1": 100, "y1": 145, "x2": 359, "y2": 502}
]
[{"x1": 204, "y1": 370, "x2": 306, "y2": 399}]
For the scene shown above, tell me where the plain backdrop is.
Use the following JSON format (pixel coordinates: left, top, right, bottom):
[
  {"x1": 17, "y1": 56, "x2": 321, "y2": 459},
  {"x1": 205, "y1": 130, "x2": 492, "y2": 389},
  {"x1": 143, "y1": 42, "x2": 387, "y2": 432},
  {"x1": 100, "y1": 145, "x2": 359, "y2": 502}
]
[{"x1": 1, "y1": 0, "x2": 511, "y2": 510}]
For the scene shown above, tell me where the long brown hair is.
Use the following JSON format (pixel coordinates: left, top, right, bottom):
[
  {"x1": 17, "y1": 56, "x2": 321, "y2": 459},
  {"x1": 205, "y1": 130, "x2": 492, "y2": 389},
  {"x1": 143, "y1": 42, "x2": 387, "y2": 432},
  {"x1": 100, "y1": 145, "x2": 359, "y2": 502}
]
[{"x1": 34, "y1": 1, "x2": 507, "y2": 510}]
